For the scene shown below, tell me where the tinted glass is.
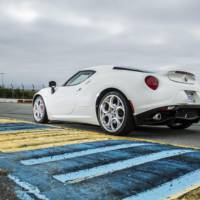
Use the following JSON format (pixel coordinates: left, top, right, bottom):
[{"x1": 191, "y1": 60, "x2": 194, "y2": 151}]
[{"x1": 65, "y1": 70, "x2": 95, "y2": 86}]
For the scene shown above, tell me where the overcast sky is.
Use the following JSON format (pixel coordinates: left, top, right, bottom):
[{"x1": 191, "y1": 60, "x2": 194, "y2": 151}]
[{"x1": 0, "y1": 0, "x2": 200, "y2": 88}]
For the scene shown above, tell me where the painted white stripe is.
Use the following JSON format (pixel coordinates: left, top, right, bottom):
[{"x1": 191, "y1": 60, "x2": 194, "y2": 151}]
[
  {"x1": 21, "y1": 143, "x2": 149, "y2": 165},
  {"x1": 53, "y1": 149, "x2": 194, "y2": 183},
  {"x1": 123, "y1": 168, "x2": 200, "y2": 200},
  {"x1": 8, "y1": 175, "x2": 49, "y2": 200},
  {"x1": 16, "y1": 190, "x2": 34, "y2": 200}
]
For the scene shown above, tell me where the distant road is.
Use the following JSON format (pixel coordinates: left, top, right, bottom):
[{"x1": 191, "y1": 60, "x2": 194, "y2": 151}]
[
  {"x1": 0, "y1": 102, "x2": 200, "y2": 148},
  {"x1": 0, "y1": 102, "x2": 33, "y2": 121}
]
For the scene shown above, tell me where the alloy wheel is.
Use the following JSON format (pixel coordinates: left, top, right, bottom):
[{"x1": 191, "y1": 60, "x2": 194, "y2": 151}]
[{"x1": 99, "y1": 94, "x2": 125, "y2": 133}]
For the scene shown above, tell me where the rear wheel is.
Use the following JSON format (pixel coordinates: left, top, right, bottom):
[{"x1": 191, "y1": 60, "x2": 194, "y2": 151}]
[
  {"x1": 33, "y1": 96, "x2": 48, "y2": 123},
  {"x1": 97, "y1": 91, "x2": 134, "y2": 135},
  {"x1": 167, "y1": 122, "x2": 193, "y2": 130}
]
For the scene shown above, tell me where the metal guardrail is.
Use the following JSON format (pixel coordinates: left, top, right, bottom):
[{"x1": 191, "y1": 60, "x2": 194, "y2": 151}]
[{"x1": 0, "y1": 98, "x2": 32, "y2": 103}]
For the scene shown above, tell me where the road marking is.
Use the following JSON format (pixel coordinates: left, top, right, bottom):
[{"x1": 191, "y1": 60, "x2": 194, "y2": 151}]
[
  {"x1": 16, "y1": 190, "x2": 34, "y2": 200},
  {"x1": 123, "y1": 169, "x2": 200, "y2": 200},
  {"x1": 0, "y1": 123, "x2": 51, "y2": 132},
  {"x1": 21, "y1": 143, "x2": 150, "y2": 165},
  {"x1": 53, "y1": 149, "x2": 194, "y2": 183},
  {"x1": 8, "y1": 174, "x2": 49, "y2": 200}
]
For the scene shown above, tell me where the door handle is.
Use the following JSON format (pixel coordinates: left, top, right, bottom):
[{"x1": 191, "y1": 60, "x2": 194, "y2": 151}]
[{"x1": 77, "y1": 88, "x2": 82, "y2": 92}]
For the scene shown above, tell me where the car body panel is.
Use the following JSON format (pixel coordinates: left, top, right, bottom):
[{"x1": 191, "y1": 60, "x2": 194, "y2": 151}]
[{"x1": 33, "y1": 65, "x2": 200, "y2": 126}]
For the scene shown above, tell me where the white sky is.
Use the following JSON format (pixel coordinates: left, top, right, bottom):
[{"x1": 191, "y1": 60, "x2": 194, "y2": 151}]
[{"x1": 0, "y1": 0, "x2": 200, "y2": 88}]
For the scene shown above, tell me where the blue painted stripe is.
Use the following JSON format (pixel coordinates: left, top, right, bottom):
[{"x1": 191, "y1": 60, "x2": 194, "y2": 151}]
[
  {"x1": 0, "y1": 123, "x2": 39, "y2": 127},
  {"x1": 21, "y1": 143, "x2": 151, "y2": 165},
  {"x1": 11, "y1": 140, "x2": 133, "y2": 159},
  {"x1": 16, "y1": 190, "x2": 34, "y2": 200},
  {"x1": 0, "y1": 123, "x2": 51, "y2": 131},
  {"x1": 53, "y1": 149, "x2": 194, "y2": 183},
  {"x1": 123, "y1": 168, "x2": 200, "y2": 200},
  {"x1": 8, "y1": 175, "x2": 49, "y2": 200}
]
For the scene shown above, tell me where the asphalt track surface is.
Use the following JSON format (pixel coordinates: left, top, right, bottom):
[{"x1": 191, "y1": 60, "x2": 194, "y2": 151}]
[
  {"x1": 0, "y1": 102, "x2": 200, "y2": 148},
  {"x1": 1, "y1": 103, "x2": 200, "y2": 199}
]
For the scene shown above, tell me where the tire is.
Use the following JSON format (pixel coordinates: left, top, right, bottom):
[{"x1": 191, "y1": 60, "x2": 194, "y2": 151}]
[
  {"x1": 97, "y1": 91, "x2": 134, "y2": 135},
  {"x1": 167, "y1": 122, "x2": 193, "y2": 130},
  {"x1": 33, "y1": 96, "x2": 48, "y2": 123}
]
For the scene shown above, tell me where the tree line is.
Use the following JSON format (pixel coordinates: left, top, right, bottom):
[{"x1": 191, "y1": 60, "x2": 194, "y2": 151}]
[{"x1": 0, "y1": 87, "x2": 36, "y2": 99}]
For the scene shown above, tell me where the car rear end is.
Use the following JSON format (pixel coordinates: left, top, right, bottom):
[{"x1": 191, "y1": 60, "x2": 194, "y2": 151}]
[{"x1": 135, "y1": 70, "x2": 200, "y2": 126}]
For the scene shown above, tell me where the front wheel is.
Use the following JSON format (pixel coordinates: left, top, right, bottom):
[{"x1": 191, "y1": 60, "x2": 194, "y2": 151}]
[
  {"x1": 33, "y1": 96, "x2": 48, "y2": 123},
  {"x1": 97, "y1": 91, "x2": 134, "y2": 135},
  {"x1": 167, "y1": 122, "x2": 193, "y2": 130}
]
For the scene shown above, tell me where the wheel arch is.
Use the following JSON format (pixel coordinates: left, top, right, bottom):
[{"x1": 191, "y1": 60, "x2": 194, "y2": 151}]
[
  {"x1": 32, "y1": 94, "x2": 40, "y2": 105},
  {"x1": 95, "y1": 88, "x2": 134, "y2": 117}
]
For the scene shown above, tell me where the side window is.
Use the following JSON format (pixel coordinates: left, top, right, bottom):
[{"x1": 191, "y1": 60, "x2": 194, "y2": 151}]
[{"x1": 65, "y1": 70, "x2": 95, "y2": 86}]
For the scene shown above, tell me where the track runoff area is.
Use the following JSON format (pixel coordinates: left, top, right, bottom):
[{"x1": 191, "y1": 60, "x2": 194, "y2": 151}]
[{"x1": 0, "y1": 118, "x2": 200, "y2": 200}]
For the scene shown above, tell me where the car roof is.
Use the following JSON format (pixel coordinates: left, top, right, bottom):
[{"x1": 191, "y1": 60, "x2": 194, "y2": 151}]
[
  {"x1": 83, "y1": 65, "x2": 113, "y2": 72},
  {"x1": 83, "y1": 65, "x2": 153, "y2": 73}
]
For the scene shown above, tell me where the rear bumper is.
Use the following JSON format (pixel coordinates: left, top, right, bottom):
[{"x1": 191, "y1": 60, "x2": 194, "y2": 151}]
[{"x1": 134, "y1": 105, "x2": 200, "y2": 125}]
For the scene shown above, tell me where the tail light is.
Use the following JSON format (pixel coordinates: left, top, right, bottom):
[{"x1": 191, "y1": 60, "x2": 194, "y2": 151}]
[{"x1": 145, "y1": 76, "x2": 159, "y2": 90}]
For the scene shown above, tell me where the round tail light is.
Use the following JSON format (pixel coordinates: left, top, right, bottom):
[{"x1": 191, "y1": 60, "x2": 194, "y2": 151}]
[{"x1": 145, "y1": 76, "x2": 159, "y2": 90}]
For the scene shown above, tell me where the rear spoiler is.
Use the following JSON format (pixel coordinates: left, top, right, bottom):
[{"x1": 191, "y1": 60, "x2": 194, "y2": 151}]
[{"x1": 113, "y1": 66, "x2": 153, "y2": 73}]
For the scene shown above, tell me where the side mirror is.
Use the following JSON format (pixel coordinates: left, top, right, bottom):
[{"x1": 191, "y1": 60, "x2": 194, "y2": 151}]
[
  {"x1": 49, "y1": 81, "x2": 56, "y2": 87},
  {"x1": 49, "y1": 81, "x2": 56, "y2": 94}
]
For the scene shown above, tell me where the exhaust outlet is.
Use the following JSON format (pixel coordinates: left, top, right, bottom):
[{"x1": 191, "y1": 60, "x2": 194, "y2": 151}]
[{"x1": 153, "y1": 113, "x2": 162, "y2": 121}]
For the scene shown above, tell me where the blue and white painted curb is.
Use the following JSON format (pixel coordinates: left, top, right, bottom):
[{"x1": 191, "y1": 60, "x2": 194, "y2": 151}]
[
  {"x1": 0, "y1": 122, "x2": 54, "y2": 132},
  {"x1": 0, "y1": 140, "x2": 199, "y2": 200}
]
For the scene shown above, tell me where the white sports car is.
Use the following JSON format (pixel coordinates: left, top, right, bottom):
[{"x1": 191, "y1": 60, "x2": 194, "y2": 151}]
[{"x1": 33, "y1": 65, "x2": 200, "y2": 135}]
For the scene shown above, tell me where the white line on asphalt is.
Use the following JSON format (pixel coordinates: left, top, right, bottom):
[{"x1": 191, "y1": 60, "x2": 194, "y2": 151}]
[
  {"x1": 123, "y1": 168, "x2": 200, "y2": 200},
  {"x1": 8, "y1": 175, "x2": 49, "y2": 200},
  {"x1": 53, "y1": 149, "x2": 194, "y2": 183},
  {"x1": 21, "y1": 143, "x2": 150, "y2": 165},
  {"x1": 16, "y1": 190, "x2": 34, "y2": 200}
]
